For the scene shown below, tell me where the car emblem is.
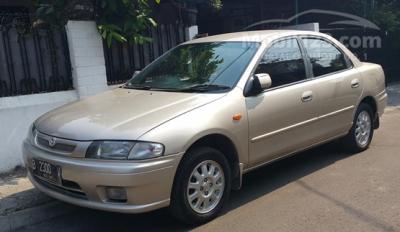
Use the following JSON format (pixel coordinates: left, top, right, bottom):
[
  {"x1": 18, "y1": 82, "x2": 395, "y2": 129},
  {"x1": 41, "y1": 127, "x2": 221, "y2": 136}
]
[{"x1": 48, "y1": 137, "x2": 57, "y2": 147}]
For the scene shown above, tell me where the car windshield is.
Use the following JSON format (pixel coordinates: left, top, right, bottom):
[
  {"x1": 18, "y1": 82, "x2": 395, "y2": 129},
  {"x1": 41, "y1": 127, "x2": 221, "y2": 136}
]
[{"x1": 125, "y1": 42, "x2": 260, "y2": 92}]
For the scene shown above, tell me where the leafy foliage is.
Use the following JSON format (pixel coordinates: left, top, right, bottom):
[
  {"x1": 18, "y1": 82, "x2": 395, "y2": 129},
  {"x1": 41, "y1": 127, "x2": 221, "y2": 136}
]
[
  {"x1": 370, "y1": 0, "x2": 400, "y2": 32},
  {"x1": 34, "y1": 0, "x2": 159, "y2": 47},
  {"x1": 336, "y1": 0, "x2": 400, "y2": 33},
  {"x1": 34, "y1": 0, "x2": 223, "y2": 46},
  {"x1": 96, "y1": 0, "x2": 158, "y2": 47}
]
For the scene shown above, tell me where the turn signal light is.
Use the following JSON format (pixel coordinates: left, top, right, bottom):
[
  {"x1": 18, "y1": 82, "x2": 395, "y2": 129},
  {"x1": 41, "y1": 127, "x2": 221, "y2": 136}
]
[{"x1": 232, "y1": 114, "x2": 242, "y2": 121}]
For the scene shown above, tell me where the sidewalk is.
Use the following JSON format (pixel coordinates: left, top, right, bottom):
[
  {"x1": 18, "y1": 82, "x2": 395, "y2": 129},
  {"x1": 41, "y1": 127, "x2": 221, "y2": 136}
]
[
  {"x1": 0, "y1": 169, "x2": 50, "y2": 216},
  {"x1": 0, "y1": 83, "x2": 399, "y2": 231},
  {"x1": 0, "y1": 169, "x2": 76, "y2": 231},
  {"x1": 387, "y1": 82, "x2": 400, "y2": 106}
]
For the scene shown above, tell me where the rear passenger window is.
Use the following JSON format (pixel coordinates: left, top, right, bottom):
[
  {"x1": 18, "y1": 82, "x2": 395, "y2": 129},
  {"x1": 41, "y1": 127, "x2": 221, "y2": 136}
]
[
  {"x1": 255, "y1": 38, "x2": 306, "y2": 88},
  {"x1": 301, "y1": 38, "x2": 348, "y2": 77}
]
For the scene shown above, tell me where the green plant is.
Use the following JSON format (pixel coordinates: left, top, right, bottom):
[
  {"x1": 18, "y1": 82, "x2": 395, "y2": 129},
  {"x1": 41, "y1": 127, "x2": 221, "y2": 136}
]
[
  {"x1": 96, "y1": 0, "x2": 159, "y2": 46},
  {"x1": 34, "y1": 0, "x2": 223, "y2": 47},
  {"x1": 34, "y1": 0, "x2": 160, "y2": 47},
  {"x1": 371, "y1": 1, "x2": 400, "y2": 32}
]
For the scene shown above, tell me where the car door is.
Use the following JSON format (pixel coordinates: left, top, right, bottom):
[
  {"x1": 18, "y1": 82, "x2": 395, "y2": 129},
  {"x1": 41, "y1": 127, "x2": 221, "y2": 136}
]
[
  {"x1": 300, "y1": 37, "x2": 363, "y2": 140},
  {"x1": 246, "y1": 38, "x2": 322, "y2": 166}
]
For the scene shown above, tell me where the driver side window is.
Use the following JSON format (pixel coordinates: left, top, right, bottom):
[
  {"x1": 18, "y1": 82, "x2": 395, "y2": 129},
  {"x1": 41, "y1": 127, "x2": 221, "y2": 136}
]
[{"x1": 255, "y1": 38, "x2": 306, "y2": 88}]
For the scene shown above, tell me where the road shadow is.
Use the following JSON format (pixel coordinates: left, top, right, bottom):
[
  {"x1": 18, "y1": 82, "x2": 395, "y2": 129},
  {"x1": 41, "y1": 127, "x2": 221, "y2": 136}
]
[
  {"x1": 0, "y1": 188, "x2": 53, "y2": 216},
  {"x1": 17, "y1": 140, "x2": 361, "y2": 232},
  {"x1": 227, "y1": 141, "x2": 350, "y2": 211}
]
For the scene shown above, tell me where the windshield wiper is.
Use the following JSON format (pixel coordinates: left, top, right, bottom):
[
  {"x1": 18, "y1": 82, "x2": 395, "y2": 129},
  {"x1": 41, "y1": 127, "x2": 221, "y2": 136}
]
[
  {"x1": 122, "y1": 84, "x2": 152, "y2": 90},
  {"x1": 180, "y1": 84, "x2": 231, "y2": 93},
  {"x1": 122, "y1": 84, "x2": 231, "y2": 93}
]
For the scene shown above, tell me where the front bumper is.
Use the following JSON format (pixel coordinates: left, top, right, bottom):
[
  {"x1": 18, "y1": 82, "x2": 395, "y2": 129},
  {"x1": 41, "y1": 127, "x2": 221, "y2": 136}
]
[{"x1": 22, "y1": 140, "x2": 183, "y2": 213}]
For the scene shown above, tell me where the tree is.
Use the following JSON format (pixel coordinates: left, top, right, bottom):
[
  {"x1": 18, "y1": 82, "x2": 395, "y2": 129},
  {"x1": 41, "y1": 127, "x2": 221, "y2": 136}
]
[
  {"x1": 34, "y1": 0, "x2": 223, "y2": 47},
  {"x1": 370, "y1": 0, "x2": 400, "y2": 32},
  {"x1": 34, "y1": 0, "x2": 159, "y2": 47},
  {"x1": 335, "y1": 0, "x2": 400, "y2": 32}
]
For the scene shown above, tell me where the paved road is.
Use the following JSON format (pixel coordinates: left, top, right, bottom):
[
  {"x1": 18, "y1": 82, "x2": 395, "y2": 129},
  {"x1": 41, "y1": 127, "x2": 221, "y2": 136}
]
[{"x1": 18, "y1": 107, "x2": 400, "y2": 232}]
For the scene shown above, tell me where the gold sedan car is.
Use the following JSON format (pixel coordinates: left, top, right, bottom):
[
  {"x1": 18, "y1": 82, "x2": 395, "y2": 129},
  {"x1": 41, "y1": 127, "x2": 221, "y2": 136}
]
[{"x1": 23, "y1": 30, "x2": 387, "y2": 224}]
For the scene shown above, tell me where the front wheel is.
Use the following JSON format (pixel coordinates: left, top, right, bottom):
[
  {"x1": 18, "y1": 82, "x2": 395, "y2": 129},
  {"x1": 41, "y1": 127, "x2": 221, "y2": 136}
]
[
  {"x1": 343, "y1": 103, "x2": 374, "y2": 153},
  {"x1": 170, "y1": 147, "x2": 231, "y2": 225}
]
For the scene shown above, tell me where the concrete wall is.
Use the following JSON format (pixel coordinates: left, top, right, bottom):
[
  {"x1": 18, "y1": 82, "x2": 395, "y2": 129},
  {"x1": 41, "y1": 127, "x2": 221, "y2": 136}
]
[
  {"x1": 0, "y1": 21, "x2": 109, "y2": 173},
  {"x1": 186, "y1": 25, "x2": 199, "y2": 40},
  {"x1": 65, "y1": 21, "x2": 108, "y2": 98},
  {"x1": 0, "y1": 20, "x2": 191, "y2": 173},
  {"x1": 0, "y1": 91, "x2": 78, "y2": 173}
]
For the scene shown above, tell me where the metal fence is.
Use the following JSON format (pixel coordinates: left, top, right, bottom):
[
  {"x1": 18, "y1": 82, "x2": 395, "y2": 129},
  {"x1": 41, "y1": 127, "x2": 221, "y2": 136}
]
[
  {"x1": 0, "y1": 12, "x2": 72, "y2": 97},
  {"x1": 104, "y1": 23, "x2": 188, "y2": 85}
]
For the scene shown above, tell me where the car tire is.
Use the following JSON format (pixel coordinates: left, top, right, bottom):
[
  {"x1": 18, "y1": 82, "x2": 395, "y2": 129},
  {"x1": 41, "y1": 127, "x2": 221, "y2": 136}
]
[
  {"x1": 343, "y1": 103, "x2": 374, "y2": 153},
  {"x1": 169, "y1": 147, "x2": 231, "y2": 225}
]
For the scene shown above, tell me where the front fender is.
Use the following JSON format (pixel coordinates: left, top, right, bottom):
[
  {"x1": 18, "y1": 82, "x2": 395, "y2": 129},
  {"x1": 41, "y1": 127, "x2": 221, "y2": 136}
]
[{"x1": 137, "y1": 88, "x2": 249, "y2": 165}]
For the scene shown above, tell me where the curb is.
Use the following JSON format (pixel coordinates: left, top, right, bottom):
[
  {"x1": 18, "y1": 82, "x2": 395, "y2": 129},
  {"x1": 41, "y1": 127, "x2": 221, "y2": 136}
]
[{"x1": 0, "y1": 201, "x2": 76, "y2": 232}]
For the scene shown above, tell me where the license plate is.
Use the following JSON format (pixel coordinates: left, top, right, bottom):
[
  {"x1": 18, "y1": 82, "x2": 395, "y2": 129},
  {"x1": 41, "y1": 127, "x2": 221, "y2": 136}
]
[{"x1": 32, "y1": 159, "x2": 61, "y2": 185}]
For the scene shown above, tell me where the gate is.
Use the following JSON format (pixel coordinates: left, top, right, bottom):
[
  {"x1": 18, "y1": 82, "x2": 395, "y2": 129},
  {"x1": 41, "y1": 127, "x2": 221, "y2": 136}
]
[
  {"x1": 0, "y1": 12, "x2": 72, "y2": 97},
  {"x1": 104, "y1": 23, "x2": 188, "y2": 84}
]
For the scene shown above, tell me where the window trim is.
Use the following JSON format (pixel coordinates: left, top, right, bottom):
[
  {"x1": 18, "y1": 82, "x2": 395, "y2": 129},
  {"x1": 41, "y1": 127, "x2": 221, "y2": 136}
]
[
  {"x1": 244, "y1": 36, "x2": 312, "y2": 95},
  {"x1": 298, "y1": 35, "x2": 354, "y2": 79},
  {"x1": 244, "y1": 35, "x2": 357, "y2": 97}
]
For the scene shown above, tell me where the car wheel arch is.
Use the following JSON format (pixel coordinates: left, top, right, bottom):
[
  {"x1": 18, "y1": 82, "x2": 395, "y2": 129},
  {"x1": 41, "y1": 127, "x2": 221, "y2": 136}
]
[
  {"x1": 178, "y1": 133, "x2": 242, "y2": 189},
  {"x1": 360, "y1": 96, "x2": 377, "y2": 114},
  {"x1": 359, "y1": 96, "x2": 378, "y2": 127}
]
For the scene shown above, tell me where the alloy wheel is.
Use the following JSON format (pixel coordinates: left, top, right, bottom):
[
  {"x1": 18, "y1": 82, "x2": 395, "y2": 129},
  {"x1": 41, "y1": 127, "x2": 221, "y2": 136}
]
[
  {"x1": 355, "y1": 110, "x2": 372, "y2": 148},
  {"x1": 186, "y1": 160, "x2": 225, "y2": 214}
]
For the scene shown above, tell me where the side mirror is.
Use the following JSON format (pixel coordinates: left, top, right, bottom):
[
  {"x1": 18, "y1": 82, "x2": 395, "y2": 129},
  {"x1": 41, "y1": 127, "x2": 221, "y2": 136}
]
[
  {"x1": 255, "y1": 73, "x2": 272, "y2": 90},
  {"x1": 244, "y1": 73, "x2": 272, "y2": 97}
]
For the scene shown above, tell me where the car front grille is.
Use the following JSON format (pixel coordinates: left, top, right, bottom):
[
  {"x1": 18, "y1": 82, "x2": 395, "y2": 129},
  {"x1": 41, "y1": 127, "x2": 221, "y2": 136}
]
[
  {"x1": 35, "y1": 132, "x2": 77, "y2": 154},
  {"x1": 36, "y1": 136, "x2": 76, "y2": 153}
]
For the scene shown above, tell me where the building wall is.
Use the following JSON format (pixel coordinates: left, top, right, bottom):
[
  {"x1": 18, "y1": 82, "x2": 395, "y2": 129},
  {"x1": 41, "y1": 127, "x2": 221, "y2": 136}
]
[
  {"x1": 0, "y1": 21, "x2": 109, "y2": 173},
  {"x1": 0, "y1": 91, "x2": 78, "y2": 173}
]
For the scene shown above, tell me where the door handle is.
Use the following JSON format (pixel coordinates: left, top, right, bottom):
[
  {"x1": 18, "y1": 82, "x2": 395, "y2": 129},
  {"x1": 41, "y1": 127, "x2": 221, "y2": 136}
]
[
  {"x1": 351, "y1": 79, "x2": 360, "y2": 88},
  {"x1": 301, "y1": 91, "x2": 313, "y2": 102}
]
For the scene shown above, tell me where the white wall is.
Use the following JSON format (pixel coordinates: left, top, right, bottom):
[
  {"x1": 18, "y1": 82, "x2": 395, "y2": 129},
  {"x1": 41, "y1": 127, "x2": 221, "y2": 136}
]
[
  {"x1": 0, "y1": 20, "x2": 109, "y2": 173},
  {"x1": 186, "y1": 25, "x2": 199, "y2": 40},
  {"x1": 65, "y1": 21, "x2": 108, "y2": 98},
  {"x1": 0, "y1": 20, "x2": 190, "y2": 173},
  {"x1": 0, "y1": 91, "x2": 78, "y2": 173},
  {"x1": 0, "y1": 20, "x2": 111, "y2": 173}
]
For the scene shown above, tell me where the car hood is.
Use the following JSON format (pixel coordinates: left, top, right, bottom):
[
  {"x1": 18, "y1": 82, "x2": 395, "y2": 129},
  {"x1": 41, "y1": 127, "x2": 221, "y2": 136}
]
[{"x1": 35, "y1": 88, "x2": 224, "y2": 141}]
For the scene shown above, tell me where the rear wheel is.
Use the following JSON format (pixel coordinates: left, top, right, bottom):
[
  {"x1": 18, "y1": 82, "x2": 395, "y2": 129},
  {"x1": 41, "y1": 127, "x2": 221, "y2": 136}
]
[
  {"x1": 170, "y1": 147, "x2": 231, "y2": 225},
  {"x1": 343, "y1": 103, "x2": 374, "y2": 152}
]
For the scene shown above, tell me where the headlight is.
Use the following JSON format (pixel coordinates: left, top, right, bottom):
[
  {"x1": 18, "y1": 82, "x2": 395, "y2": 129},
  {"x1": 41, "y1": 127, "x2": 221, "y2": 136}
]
[
  {"x1": 86, "y1": 141, "x2": 164, "y2": 160},
  {"x1": 128, "y1": 142, "x2": 164, "y2": 160}
]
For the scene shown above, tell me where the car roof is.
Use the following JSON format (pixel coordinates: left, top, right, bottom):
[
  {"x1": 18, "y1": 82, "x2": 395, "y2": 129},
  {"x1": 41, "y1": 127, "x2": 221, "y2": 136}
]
[
  {"x1": 183, "y1": 30, "x2": 324, "y2": 44},
  {"x1": 183, "y1": 29, "x2": 362, "y2": 67}
]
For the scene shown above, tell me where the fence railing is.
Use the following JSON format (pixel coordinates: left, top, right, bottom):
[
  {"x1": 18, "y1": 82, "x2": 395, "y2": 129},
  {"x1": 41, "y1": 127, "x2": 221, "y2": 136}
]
[
  {"x1": 104, "y1": 23, "x2": 188, "y2": 85},
  {"x1": 0, "y1": 12, "x2": 72, "y2": 97}
]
